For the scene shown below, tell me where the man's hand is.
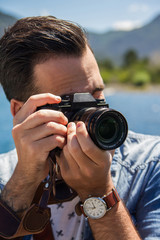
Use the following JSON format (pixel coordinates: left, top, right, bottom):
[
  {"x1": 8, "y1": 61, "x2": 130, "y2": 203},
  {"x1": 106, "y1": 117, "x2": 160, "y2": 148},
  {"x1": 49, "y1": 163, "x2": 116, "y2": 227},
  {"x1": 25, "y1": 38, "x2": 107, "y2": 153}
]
[
  {"x1": 56, "y1": 121, "x2": 114, "y2": 201},
  {"x1": 12, "y1": 93, "x2": 68, "y2": 183},
  {"x1": 1, "y1": 93, "x2": 68, "y2": 216}
]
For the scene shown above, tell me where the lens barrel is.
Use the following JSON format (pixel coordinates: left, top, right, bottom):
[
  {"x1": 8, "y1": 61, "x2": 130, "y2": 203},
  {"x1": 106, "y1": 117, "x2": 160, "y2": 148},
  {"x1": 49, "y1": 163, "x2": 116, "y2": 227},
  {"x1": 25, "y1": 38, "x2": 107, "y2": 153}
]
[{"x1": 71, "y1": 107, "x2": 128, "y2": 150}]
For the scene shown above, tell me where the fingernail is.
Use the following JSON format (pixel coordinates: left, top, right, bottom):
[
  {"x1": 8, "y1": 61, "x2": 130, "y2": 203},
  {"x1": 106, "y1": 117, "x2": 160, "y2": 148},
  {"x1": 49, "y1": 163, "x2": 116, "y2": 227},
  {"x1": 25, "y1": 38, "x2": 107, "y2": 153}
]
[
  {"x1": 76, "y1": 122, "x2": 83, "y2": 128},
  {"x1": 55, "y1": 96, "x2": 61, "y2": 102},
  {"x1": 68, "y1": 122, "x2": 76, "y2": 128}
]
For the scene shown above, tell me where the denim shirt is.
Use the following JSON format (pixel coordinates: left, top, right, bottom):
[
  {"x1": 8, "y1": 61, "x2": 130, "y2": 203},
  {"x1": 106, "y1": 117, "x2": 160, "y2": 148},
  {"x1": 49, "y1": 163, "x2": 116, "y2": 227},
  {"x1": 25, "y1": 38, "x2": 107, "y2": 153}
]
[{"x1": 0, "y1": 130, "x2": 160, "y2": 240}]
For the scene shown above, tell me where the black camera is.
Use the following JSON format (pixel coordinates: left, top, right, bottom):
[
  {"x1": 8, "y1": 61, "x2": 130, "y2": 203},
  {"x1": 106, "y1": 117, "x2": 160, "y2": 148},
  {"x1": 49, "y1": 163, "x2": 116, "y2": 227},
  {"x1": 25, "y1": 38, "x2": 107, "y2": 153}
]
[{"x1": 38, "y1": 93, "x2": 128, "y2": 150}]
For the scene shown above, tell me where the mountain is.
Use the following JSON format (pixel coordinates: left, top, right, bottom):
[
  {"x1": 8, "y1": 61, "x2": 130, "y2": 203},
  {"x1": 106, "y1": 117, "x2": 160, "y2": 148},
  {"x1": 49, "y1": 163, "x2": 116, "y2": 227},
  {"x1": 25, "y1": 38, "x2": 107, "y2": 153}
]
[
  {"x1": 0, "y1": 10, "x2": 160, "y2": 65},
  {"x1": 0, "y1": 11, "x2": 17, "y2": 37},
  {"x1": 87, "y1": 14, "x2": 160, "y2": 64}
]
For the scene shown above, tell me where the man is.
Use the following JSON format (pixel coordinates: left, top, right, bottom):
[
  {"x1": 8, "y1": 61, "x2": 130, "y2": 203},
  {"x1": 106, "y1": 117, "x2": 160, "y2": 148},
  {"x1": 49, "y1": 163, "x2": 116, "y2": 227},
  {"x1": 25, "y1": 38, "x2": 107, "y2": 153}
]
[{"x1": 0, "y1": 16, "x2": 160, "y2": 240}]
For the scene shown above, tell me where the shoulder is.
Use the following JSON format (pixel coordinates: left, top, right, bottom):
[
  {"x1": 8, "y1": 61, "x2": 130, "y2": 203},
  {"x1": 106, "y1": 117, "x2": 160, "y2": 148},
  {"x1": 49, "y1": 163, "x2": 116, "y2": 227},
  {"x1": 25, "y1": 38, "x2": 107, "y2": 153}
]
[
  {"x1": 126, "y1": 130, "x2": 160, "y2": 147},
  {"x1": 112, "y1": 131, "x2": 160, "y2": 211},
  {"x1": 0, "y1": 149, "x2": 18, "y2": 186},
  {"x1": 114, "y1": 130, "x2": 160, "y2": 172}
]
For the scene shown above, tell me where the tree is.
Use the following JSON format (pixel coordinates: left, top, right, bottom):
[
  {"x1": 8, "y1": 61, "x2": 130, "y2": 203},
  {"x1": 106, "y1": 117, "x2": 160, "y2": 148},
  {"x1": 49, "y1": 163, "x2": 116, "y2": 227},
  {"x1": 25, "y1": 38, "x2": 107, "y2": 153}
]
[
  {"x1": 123, "y1": 49, "x2": 138, "y2": 67},
  {"x1": 98, "y1": 58, "x2": 114, "y2": 70}
]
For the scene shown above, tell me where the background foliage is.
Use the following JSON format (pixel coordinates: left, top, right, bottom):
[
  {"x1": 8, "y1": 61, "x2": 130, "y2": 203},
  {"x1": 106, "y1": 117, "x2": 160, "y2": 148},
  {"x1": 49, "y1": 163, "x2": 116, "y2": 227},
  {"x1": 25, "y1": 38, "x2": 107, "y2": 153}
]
[{"x1": 98, "y1": 49, "x2": 160, "y2": 87}]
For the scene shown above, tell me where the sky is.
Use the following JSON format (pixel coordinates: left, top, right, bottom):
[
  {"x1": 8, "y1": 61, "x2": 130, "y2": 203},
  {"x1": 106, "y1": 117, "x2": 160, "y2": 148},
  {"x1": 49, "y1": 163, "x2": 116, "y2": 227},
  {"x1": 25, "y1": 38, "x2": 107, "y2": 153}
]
[{"x1": 0, "y1": 0, "x2": 160, "y2": 33}]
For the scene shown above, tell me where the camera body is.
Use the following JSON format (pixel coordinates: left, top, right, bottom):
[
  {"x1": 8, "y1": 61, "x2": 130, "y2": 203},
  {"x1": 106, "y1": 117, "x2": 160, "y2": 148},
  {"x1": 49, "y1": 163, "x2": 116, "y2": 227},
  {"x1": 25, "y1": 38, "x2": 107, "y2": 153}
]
[{"x1": 38, "y1": 93, "x2": 128, "y2": 150}]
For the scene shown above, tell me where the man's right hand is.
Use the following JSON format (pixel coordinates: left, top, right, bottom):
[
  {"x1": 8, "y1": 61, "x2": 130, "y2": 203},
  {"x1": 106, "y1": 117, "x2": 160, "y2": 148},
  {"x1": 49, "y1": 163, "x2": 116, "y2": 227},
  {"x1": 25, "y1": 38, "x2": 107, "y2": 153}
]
[
  {"x1": 12, "y1": 93, "x2": 68, "y2": 183},
  {"x1": 1, "y1": 93, "x2": 68, "y2": 217}
]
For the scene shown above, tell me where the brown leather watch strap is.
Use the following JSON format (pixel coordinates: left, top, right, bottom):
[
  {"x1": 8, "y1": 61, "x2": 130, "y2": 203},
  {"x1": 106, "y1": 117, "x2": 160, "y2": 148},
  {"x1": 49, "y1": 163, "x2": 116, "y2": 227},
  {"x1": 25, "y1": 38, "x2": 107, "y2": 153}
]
[{"x1": 103, "y1": 188, "x2": 120, "y2": 209}]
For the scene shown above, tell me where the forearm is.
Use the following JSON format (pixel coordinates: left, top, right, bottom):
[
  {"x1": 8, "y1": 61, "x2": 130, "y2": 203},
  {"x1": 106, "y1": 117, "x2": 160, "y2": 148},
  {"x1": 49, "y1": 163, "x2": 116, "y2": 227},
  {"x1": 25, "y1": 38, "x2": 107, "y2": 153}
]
[
  {"x1": 0, "y1": 166, "x2": 39, "y2": 218},
  {"x1": 89, "y1": 201, "x2": 141, "y2": 240}
]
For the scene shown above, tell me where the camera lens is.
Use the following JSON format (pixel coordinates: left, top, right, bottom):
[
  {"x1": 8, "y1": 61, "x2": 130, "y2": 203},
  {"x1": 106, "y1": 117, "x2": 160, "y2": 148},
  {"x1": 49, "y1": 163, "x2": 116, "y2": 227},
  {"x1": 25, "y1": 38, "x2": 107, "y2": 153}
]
[
  {"x1": 92, "y1": 110, "x2": 127, "y2": 150},
  {"x1": 97, "y1": 116, "x2": 119, "y2": 143},
  {"x1": 71, "y1": 107, "x2": 128, "y2": 150}
]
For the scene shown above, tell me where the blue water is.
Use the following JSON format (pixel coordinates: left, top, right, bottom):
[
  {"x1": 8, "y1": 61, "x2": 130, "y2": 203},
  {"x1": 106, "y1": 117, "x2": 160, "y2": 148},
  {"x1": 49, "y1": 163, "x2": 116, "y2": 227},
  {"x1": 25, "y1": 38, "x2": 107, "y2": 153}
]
[{"x1": 0, "y1": 87, "x2": 160, "y2": 154}]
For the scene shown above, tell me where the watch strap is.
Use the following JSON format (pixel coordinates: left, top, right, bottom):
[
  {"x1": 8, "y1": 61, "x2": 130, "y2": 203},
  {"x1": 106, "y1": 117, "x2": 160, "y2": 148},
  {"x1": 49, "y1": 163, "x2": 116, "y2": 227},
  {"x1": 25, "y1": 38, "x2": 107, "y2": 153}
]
[{"x1": 103, "y1": 188, "x2": 120, "y2": 209}]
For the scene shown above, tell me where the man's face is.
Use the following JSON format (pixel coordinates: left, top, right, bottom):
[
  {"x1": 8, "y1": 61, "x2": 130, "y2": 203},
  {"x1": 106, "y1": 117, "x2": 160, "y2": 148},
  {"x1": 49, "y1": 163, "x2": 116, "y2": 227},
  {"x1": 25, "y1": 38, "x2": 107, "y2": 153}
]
[{"x1": 33, "y1": 47, "x2": 105, "y2": 99}]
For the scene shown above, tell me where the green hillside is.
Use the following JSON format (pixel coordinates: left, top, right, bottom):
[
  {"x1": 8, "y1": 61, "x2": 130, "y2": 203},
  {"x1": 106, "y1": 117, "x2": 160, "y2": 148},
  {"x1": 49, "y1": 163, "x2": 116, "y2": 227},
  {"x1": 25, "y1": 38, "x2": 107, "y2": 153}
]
[{"x1": 87, "y1": 15, "x2": 160, "y2": 64}]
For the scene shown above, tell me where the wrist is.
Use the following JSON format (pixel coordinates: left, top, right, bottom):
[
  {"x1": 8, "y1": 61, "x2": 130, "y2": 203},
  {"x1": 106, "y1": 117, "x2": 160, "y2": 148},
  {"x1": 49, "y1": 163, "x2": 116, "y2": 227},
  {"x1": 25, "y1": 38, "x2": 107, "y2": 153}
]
[
  {"x1": 78, "y1": 177, "x2": 114, "y2": 202},
  {"x1": 15, "y1": 162, "x2": 46, "y2": 186},
  {"x1": 1, "y1": 167, "x2": 41, "y2": 217}
]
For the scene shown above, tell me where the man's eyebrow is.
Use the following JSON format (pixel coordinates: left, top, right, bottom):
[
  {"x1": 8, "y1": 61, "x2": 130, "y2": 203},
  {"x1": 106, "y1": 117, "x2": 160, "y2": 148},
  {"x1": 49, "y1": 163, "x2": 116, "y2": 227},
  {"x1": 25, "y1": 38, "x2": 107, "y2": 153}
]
[
  {"x1": 60, "y1": 85, "x2": 105, "y2": 97},
  {"x1": 91, "y1": 85, "x2": 105, "y2": 95}
]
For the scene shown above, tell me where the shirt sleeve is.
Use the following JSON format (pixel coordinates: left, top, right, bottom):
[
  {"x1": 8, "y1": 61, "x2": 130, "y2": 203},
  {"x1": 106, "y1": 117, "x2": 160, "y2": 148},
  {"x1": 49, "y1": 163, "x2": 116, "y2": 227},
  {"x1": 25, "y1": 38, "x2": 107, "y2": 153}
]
[{"x1": 136, "y1": 160, "x2": 160, "y2": 240}]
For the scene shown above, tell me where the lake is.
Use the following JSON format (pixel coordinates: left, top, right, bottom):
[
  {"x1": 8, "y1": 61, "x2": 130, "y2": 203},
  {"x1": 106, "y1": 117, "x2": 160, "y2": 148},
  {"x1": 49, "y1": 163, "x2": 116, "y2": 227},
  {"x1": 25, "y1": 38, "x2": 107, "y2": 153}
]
[{"x1": 0, "y1": 87, "x2": 160, "y2": 154}]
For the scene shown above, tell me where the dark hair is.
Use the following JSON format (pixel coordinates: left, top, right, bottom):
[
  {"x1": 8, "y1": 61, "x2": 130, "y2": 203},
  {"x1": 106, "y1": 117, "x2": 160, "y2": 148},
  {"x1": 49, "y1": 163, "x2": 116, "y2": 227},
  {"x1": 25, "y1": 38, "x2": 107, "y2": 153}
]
[{"x1": 0, "y1": 16, "x2": 88, "y2": 101}]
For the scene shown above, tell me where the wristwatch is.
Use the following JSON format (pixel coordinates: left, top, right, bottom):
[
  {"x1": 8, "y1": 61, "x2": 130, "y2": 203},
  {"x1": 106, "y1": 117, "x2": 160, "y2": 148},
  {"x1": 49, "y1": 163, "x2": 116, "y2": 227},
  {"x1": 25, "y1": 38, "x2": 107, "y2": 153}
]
[{"x1": 79, "y1": 188, "x2": 120, "y2": 219}]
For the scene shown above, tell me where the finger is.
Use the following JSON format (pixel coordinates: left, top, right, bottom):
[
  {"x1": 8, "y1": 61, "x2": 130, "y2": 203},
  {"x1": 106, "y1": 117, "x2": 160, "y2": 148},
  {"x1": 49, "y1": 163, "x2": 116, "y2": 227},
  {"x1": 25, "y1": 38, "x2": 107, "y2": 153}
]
[
  {"x1": 76, "y1": 121, "x2": 110, "y2": 164},
  {"x1": 56, "y1": 144, "x2": 80, "y2": 181},
  {"x1": 25, "y1": 122, "x2": 67, "y2": 142},
  {"x1": 57, "y1": 122, "x2": 80, "y2": 170},
  {"x1": 14, "y1": 93, "x2": 62, "y2": 124},
  {"x1": 66, "y1": 122, "x2": 94, "y2": 167},
  {"x1": 35, "y1": 134, "x2": 66, "y2": 154},
  {"x1": 56, "y1": 148, "x2": 69, "y2": 174},
  {"x1": 22, "y1": 109, "x2": 68, "y2": 129}
]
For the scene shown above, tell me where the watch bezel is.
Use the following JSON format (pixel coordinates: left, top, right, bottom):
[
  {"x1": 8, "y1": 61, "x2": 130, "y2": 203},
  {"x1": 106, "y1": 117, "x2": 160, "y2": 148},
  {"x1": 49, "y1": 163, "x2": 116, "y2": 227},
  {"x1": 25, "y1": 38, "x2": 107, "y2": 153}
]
[{"x1": 83, "y1": 197, "x2": 108, "y2": 219}]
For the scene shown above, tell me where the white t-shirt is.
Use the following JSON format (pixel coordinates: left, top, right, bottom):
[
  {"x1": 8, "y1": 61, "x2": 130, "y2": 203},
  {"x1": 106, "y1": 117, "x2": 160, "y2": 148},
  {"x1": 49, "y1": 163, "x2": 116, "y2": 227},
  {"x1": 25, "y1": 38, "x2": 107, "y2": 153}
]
[
  {"x1": 30, "y1": 196, "x2": 85, "y2": 240},
  {"x1": 50, "y1": 196, "x2": 85, "y2": 240}
]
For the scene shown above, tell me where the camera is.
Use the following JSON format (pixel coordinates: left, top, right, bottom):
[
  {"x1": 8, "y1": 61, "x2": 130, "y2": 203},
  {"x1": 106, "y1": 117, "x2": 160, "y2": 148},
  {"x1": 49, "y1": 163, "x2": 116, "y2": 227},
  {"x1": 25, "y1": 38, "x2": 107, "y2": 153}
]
[{"x1": 38, "y1": 93, "x2": 128, "y2": 150}]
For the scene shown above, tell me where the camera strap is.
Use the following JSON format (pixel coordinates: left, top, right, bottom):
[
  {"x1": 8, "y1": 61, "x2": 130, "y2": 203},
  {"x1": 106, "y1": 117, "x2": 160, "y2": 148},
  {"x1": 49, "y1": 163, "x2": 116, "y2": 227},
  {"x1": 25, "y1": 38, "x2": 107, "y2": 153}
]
[
  {"x1": 0, "y1": 152, "x2": 77, "y2": 239},
  {"x1": 30, "y1": 154, "x2": 77, "y2": 239}
]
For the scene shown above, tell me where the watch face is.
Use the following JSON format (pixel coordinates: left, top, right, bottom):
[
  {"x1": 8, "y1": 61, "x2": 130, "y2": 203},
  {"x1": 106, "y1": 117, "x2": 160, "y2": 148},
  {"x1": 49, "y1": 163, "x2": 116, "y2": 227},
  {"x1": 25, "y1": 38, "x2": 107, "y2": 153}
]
[{"x1": 83, "y1": 197, "x2": 107, "y2": 219}]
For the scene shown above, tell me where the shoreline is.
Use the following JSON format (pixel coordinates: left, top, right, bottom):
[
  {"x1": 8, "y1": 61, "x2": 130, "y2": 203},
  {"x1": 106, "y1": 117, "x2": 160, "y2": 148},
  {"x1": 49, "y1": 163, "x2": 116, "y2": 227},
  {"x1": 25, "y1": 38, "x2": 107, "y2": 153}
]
[{"x1": 104, "y1": 83, "x2": 160, "y2": 95}]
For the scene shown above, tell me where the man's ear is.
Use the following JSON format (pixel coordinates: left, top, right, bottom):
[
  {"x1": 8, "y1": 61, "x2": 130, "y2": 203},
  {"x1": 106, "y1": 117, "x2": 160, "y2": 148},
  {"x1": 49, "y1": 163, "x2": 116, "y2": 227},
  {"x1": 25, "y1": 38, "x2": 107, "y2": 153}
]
[{"x1": 10, "y1": 99, "x2": 24, "y2": 117}]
